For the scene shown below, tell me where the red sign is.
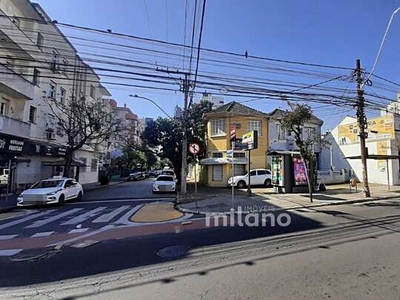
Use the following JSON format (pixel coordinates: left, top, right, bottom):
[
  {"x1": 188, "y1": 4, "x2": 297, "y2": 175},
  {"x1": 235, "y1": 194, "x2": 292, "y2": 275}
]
[
  {"x1": 189, "y1": 143, "x2": 200, "y2": 155},
  {"x1": 230, "y1": 124, "x2": 236, "y2": 141}
]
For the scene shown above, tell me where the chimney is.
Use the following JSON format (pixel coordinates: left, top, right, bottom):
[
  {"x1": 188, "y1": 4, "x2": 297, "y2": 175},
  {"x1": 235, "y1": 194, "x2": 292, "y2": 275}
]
[{"x1": 124, "y1": 103, "x2": 127, "y2": 108}]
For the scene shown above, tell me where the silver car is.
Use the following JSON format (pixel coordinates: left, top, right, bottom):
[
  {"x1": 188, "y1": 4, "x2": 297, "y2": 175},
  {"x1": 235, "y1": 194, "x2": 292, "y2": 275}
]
[{"x1": 152, "y1": 175, "x2": 176, "y2": 193}]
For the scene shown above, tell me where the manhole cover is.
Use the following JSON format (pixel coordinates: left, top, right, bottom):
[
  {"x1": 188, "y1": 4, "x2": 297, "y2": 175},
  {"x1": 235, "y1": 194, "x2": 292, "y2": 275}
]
[{"x1": 157, "y1": 245, "x2": 188, "y2": 258}]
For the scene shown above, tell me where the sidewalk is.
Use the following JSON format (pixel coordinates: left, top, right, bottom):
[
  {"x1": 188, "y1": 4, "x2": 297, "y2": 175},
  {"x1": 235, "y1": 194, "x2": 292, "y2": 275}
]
[{"x1": 177, "y1": 182, "x2": 400, "y2": 214}]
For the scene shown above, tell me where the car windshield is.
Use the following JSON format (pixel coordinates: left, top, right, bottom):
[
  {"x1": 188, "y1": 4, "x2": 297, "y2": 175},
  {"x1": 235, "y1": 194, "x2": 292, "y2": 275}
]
[
  {"x1": 157, "y1": 176, "x2": 174, "y2": 181},
  {"x1": 31, "y1": 180, "x2": 64, "y2": 189},
  {"x1": 162, "y1": 171, "x2": 174, "y2": 175}
]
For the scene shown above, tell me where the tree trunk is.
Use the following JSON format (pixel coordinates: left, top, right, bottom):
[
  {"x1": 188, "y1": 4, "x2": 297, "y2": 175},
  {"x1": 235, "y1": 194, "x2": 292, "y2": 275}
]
[{"x1": 63, "y1": 149, "x2": 73, "y2": 178}]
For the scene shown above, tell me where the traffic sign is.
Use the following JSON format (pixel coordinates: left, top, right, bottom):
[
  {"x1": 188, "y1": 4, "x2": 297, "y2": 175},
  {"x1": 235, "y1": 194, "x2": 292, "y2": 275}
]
[
  {"x1": 230, "y1": 124, "x2": 236, "y2": 142},
  {"x1": 227, "y1": 149, "x2": 233, "y2": 158},
  {"x1": 189, "y1": 143, "x2": 200, "y2": 155}
]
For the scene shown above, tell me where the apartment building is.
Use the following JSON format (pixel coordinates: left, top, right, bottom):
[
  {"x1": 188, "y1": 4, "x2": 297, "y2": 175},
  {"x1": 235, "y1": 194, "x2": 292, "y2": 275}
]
[{"x1": 0, "y1": 0, "x2": 111, "y2": 191}]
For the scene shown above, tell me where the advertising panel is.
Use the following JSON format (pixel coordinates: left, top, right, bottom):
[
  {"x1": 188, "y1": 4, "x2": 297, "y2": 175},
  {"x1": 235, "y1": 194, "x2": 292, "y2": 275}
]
[{"x1": 293, "y1": 157, "x2": 308, "y2": 186}]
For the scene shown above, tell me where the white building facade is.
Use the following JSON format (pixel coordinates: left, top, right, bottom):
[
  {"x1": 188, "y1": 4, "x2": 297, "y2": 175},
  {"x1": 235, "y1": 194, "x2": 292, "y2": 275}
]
[{"x1": 0, "y1": 0, "x2": 111, "y2": 191}]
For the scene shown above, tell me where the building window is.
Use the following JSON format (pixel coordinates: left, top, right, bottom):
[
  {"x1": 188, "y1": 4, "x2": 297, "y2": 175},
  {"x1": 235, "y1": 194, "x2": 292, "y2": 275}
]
[
  {"x1": 51, "y1": 50, "x2": 58, "y2": 72},
  {"x1": 59, "y1": 88, "x2": 66, "y2": 104},
  {"x1": 37, "y1": 32, "x2": 44, "y2": 50},
  {"x1": 0, "y1": 100, "x2": 9, "y2": 116},
  {"x1": 211, "y1": 119, "x2": 225, "y2": 136},
  {"x1": 29, "y1": 106, "x2": 37, "y2": 123},
  {"x1": 276, "y1": 124, "x2": 287, "y2": 140},
  {"x1": 48, "y1": 82, "x2": 56, "y2": 99},
  {"x1": 212, "y1": 152, "x2": 223, "y2": 158},
  {"x1": 249, "y1": 120, "x2": 262, "y2": 136},
  {"x1": 91, "y1": 159, "x2": 98, "y2": 172},
  {"x1": 80, "y1": 157, "x2": 87, "y2": 172},
  {"x1": 303, "y1": 127, "x2": 316, "y2": 140},
  {"x1": 90, "y1": 85, "x2": 96, "y2": 99},
  {"x1": 212, "y1": 165, "x2": 223, "y2": 181},
  {"x1": 61, "y1": 59, "x2": 68, "y2": 75},
  {"x1": 233, "y1": 152, "x2": 246, "y2": 158},
  {"x1": 234, "y1": 164, "x2": 246, "y2": 176},
  {"x1": 33, "y1": 68, "x2": 40, "y2": 86}
]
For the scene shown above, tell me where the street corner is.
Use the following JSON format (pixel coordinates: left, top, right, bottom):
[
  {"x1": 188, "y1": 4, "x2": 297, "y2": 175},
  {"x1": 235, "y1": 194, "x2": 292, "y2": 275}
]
[{"x1": 130, "y1": 202, "x2": 185, "y2": 223}]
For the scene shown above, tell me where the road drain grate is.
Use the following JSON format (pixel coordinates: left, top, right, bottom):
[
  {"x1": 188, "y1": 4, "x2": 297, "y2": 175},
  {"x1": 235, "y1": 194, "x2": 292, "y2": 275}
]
[{"x1": 157, "y1": 245, "x2": 188, "y2": 258}]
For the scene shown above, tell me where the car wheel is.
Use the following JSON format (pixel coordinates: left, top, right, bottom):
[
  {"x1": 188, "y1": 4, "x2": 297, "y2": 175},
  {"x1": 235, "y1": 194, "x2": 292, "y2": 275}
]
[
  {"x1": 237, "y1": 181, "x2": 246, "y2": 188},
  {"x1": 264, "y1": 179, "x2": 272, "y2": 187},
  {"x1": 76, "y1": 192, "x2": 83, "y2": 201},
  {"x1": 58, "y1": 194, "x2": 65, "y2": 206}
]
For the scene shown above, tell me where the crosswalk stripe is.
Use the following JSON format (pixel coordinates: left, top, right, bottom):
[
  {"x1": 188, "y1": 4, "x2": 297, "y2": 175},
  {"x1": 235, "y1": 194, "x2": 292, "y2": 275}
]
[
  {"x1": 113, "y1": 205, "x2": 143, "y2": 225},
  {"x1": 68, "y1": 228, "x2": 89, "y2": 234},
  {"x1": 0, "y1": 210, "x2": 55, "y2": 230},
  {"x1": 92, "y1": 205, "x2": 131, "y2": 223},
  {"x1": 0, "y1": 235, "x2": 18, "y2": 240},
  {"x1": 0, "y1": 249, "x2": 22, "y2": 257},
  {"x1": 61, "y1": 207, "x2": 107, "y2": 225},
  {"x1": 25, "y1": 208, "x2": 84, "y2": 229},
  {"x1": 31, "y1": 231, "x2": 54, "y2": 238}
]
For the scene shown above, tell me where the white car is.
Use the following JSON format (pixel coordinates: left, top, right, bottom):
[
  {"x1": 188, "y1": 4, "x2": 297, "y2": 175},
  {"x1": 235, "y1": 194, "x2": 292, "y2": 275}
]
[
  {"x1": 228, "y1": 169, "x2": 272, "y2": 188},
  {"x1": 17, "y1": 177, "x2": 83, "y2": 207},
  {"x1": 153, "y1": 175, "x2": 176, "y2": 193}
]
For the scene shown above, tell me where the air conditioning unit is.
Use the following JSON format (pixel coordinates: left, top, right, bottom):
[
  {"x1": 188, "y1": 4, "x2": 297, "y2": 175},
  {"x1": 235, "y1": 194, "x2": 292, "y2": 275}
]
[{"x1": 46, "y1": 131, "x2": 55, "y2": 140}]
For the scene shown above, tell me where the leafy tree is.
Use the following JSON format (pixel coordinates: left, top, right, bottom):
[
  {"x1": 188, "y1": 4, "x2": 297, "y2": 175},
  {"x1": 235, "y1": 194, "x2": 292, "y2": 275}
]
[
  {"x1": 280, "y1": 102, "x2": 322, "y2": 202},
  {"x1": 141, "y1": 100, "x2": 213, "y2": 181}
]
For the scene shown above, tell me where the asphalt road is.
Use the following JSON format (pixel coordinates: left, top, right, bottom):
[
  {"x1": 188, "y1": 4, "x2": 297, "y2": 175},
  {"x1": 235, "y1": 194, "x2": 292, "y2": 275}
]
[
  {"x1": 82, "y1": 178, "x2": 176, "y2": 201},
  {"x1": 0, "y1": 187, "x2": 400, "y2": 299}
]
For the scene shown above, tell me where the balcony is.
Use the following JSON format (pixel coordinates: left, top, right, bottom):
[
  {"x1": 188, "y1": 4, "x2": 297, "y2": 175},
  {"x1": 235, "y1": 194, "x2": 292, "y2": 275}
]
[
  {"x1": 0, "y1": 116, "x2": 31, "y2": 138},
  {"x1": 0, "y1": 64, "x2": 34, "y2": 100}
]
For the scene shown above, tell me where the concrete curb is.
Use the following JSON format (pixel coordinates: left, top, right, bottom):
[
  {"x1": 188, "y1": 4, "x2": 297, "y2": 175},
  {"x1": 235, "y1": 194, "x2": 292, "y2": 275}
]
[
  {"x1": 0, "y1": 205, "x2": 17, "y2": 214},
  {"x1": 175, "y1": 194, "x2": 400, "y2": 215}
]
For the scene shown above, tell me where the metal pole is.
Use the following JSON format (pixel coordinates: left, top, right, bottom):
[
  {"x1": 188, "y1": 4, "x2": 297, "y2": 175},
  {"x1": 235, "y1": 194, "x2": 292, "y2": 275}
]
[
  {"x1": 5, "y1": 158, "x2": 11, "y2": 203},
  {"x1": 231, "y1": 141, "x2": 235, "y2": 208},
  {"x1": 386, "y1": 159, "x2": 390, "y2": 191},
  {"x1": 246, "y1": 150, "x2": 252, "y2": 196},
  {"x1": 180, "y1": 73, "x2": 190, "y2": 195},
  {"x1": 194, "y1": 156, "x2": 198, "y2": 195}
]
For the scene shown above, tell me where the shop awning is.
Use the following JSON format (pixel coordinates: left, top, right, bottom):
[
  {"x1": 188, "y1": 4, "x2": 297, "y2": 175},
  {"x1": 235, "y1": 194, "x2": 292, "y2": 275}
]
[
  {"x1": 41, "y1": 158, "x2": 86, "y2": 167},
  {"x1": 267, "y1": 150, "x2": 300, "y2": 156},
  {"x1": 199, "y1": 157, "x2": 248, "y2": 165},
  {"x1": 344, "y1": 155, "x2": 400, "y2": 160}
]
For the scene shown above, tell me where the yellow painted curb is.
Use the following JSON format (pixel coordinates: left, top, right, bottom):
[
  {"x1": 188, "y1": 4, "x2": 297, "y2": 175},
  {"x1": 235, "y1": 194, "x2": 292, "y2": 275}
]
[{"x1": 130, "y1": 203, "x2": 183, "y2": 223}]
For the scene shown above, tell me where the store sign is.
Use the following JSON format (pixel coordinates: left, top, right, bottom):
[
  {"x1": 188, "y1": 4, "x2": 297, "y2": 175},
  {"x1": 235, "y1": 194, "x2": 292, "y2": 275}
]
[
  {"x1": 0, "y1": 134, "x2": 25, "y2": 154},
  {"x1": 242, "y1": 130, "x2": 258, "y2": 150}
]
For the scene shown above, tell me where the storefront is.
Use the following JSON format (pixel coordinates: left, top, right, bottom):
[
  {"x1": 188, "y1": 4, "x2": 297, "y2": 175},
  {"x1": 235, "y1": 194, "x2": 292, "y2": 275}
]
[
  {"x1": 0, "y1": 133, "x2": 68, "y2": 193},
  {"x1": 268, "y1": 150, "x2": 311, "y2": 193}
]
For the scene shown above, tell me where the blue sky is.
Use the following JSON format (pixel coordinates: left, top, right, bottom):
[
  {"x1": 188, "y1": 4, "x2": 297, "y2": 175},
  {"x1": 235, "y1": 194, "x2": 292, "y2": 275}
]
[{"x1": 34, "y1": 0, "x2": 400, "y2": 131}]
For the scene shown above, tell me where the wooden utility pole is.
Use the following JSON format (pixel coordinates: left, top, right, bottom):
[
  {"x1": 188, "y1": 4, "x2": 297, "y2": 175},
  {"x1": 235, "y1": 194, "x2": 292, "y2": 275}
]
[{"x1": 355, "y1": 59, "x2": 371, "y2": 197}]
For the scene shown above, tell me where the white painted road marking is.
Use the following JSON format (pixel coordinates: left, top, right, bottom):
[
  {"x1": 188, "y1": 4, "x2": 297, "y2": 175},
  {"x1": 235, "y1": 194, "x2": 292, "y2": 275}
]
[
  {"x1": 61, "y1": 207, "x2": 107, "y2": 225},
  {"x1": 67, "y1": 198, "x2": 175, "y2": 205},
  {"x1": 0, "y1": 249, "x2": 22, "y2": 257},
  {"x1": 0, "y1": 210, "x2": 55, "y2": 230},
  {"x1": 113, "y1": 205, "x2": 143, "y2": 225},
  {"x1": 0, "y1": 235, "x2": 18, "y2": 240},
  {"x1": 31, "y1": 231, "x2": 54, "y2": 238},
  {"x1": 25, "y1": 208, "x2": 84, "y2": 228},
  {"x1": 49, "y1": 225, "x2": 114, "y2": 247},
  {"x1": 68, "y1": 228, "x2": 89, "y2": 234},
  {"x1": 92, "y1": 205, "x2": 131, "y2": 223}
]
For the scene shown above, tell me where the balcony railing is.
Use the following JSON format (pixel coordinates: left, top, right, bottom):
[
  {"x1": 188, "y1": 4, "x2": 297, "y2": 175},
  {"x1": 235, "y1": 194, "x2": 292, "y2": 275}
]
[
  {"x1": 0, "y1": 115, "x2": 31, "y2": 138},
  {"x1": 0, "y1": 63, "x2": 34, "y2": 100}
]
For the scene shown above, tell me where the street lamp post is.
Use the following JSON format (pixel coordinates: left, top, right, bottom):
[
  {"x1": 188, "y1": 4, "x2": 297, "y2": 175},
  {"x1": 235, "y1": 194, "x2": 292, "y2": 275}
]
[{"x1": 129, "y1": 94, "x2": 173, "y2": 120}]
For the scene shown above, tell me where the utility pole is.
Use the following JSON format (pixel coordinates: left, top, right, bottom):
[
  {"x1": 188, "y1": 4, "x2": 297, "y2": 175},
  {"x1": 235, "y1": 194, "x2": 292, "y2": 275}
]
[
  {"x1": 156, "y1": 68, "x2": 191, "y2": 195},
  {"x1": 355, "y1": 59, "x2": 371, "y2": 197}
]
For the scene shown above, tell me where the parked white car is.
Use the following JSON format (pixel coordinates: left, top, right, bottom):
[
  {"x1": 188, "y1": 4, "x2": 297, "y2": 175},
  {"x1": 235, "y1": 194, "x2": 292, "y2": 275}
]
[
  {"x1": 153, "y1": 175, "x2": 176, "y2": 193},
  {"x1": 228, "y1": 169, "x2": 272, "y2": 188},
  {"x1": 17, "y1": 177, "x2": 83, "y2": 207}
]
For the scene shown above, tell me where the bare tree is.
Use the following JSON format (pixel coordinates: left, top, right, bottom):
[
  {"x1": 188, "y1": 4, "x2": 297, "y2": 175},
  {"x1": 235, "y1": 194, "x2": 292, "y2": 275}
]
[{"x1": 43, "y1": 95, "x2": 120, "y2": 178}]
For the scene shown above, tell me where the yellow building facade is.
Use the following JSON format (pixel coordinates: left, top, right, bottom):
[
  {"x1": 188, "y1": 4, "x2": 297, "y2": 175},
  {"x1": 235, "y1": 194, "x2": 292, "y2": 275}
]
[{"x1": 200, "y1": 102, "x2": 269, "y2": 187}]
